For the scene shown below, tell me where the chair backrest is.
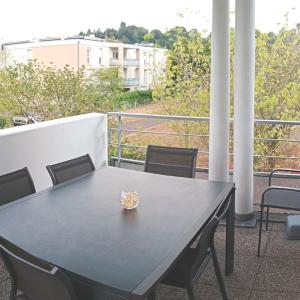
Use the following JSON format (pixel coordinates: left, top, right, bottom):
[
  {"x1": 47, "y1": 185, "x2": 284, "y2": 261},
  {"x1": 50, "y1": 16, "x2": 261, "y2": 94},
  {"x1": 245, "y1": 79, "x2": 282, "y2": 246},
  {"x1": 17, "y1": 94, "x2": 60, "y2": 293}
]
[
  {"x1": 194, "y1": 194, "x2": 232, "y2": 262},
  {"x1": 0, "y1": 237, "x2": 77, "y2": 300},
  {"x1": 144, "y1": 145, "x2": 198, "y2": 178},
  {"x1": 46, "y1": 154, "x2": 95, "y2": 185},
  {"x1": 0, "y1": 167, "x2": 36, "y2": 207}
]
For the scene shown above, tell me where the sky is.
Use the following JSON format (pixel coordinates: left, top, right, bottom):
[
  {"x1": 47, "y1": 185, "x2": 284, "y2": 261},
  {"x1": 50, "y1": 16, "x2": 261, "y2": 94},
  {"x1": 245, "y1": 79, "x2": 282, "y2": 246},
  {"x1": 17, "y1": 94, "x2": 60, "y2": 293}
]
[{"x1": 0, "y1": 0, "x2": 299, "y2": 42}]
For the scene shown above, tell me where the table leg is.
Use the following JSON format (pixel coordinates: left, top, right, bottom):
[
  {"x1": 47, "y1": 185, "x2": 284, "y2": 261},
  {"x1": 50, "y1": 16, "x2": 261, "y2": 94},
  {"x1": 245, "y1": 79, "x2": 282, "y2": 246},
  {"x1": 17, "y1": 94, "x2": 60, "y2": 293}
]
[
  {"x1": 147, "y1": 289, "x2": 155, "y2": 300},
  {"x1": 225, "y1": 188, "x2": 235, "y2": 276}
]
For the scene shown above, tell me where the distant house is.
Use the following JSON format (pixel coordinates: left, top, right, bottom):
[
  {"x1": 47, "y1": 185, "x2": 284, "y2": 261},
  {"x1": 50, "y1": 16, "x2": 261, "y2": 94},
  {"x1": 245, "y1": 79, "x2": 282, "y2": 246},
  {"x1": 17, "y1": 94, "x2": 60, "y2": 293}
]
[{"x1": 1, "y1": 36, "x2": 167, "y2": 91}]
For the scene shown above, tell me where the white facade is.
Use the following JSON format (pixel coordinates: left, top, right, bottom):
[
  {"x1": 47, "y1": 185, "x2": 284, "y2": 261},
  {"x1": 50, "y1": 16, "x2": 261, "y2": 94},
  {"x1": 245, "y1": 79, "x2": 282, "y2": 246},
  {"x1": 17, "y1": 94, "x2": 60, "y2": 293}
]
[{"x1": 1, "y1": 37, "x2": 167, "y2": 91}]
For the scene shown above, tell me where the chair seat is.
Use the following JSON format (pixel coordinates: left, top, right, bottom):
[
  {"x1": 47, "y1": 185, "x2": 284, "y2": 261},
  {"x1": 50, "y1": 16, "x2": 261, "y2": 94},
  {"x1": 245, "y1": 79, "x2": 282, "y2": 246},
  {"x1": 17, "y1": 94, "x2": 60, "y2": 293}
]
[
  {"x1": 286, "y1": 215, "x2": 300, "y2": 240},
  {"x1": 263, "y1": 188, "x2": 300, "y2": 210},
  {"x1": 163, "y1": 248, "x2": 210, "y2": 288}
]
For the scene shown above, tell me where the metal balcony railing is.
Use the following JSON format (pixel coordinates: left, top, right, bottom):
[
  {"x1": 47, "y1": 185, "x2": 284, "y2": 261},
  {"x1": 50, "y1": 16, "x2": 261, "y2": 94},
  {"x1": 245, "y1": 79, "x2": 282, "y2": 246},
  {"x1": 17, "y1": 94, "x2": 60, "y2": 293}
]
[
  {"x1": 109, "y1": 58, "x2": 119, "y2": 66},
  {"x1": 123, "y1": 79, "x2": 139, "y2": 87},
  {"x1": 107, "y1": 112, "x2": 300, "y2": 174},
  {"x1": 123, "y1": 59, "x2": 140, "y2": 66}
]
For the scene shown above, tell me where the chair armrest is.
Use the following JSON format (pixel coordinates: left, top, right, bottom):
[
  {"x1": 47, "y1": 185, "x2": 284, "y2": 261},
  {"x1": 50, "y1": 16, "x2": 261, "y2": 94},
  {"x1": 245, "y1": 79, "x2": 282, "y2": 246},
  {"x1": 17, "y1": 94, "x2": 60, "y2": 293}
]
[
  {"x1": 269, "y1": 168, "x2": 300, "y2": 186},
  {"x1": 262, "y1": 186, "x2": 300, "y2": 205}
]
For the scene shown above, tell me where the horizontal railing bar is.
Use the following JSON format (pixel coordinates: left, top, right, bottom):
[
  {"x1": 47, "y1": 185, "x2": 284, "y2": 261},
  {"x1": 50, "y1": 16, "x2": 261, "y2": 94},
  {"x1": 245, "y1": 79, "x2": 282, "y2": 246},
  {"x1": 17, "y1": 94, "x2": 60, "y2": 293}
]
[
  {"x1": 254, "y1": 119, "x2": 300, "y2": 126},
  {"x1": 227, "y1": 153, "x2": 299, "y2": 160},
  {"x1": 109, "y1": 128, "x2": 300, "y2": 143},
  {"x1": 119, "y1": 129, "x2": 209, "y2": 138},
  {"x1": 109, "y1": 143, "x2": 299, "y2": 160},
  {"x1": 110, "y1": 157, "x2": 300, "y2": 177},
  {"x1": 110, "y1": 157, "x2": 209, "y2": 171},
  {"x1": 254, "y1": 138, "x2": 300, "y2": 143},
  {"x1": 110, "y1": 143, "x2": 210, "y2": 154},
  {"x1": 109, "y1": 130, "x2": 300, "y2": 144},
  {"x1": 111, "y1": 145, "x2": 299, "y2": 160},
  {"x1": 108, "y1": 112, "x2": 210, "y2": 122},
  {"x1": 108, "y1": 112, "x2": 300, "y2": 126},
  {"x1": 253, "y1": 155, "x2": 300, "y2": 160}
]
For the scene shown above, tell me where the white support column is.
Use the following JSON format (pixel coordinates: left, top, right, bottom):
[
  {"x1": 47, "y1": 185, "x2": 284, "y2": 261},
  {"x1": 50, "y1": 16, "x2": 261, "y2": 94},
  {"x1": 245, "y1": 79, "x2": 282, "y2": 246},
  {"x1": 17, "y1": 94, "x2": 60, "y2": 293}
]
[
  {"x1": 209, "y1": 0, "x2": 230, "y2": 182},
  {"x1": 234, "y1": 0, "x2": 255, "y2": 220}
]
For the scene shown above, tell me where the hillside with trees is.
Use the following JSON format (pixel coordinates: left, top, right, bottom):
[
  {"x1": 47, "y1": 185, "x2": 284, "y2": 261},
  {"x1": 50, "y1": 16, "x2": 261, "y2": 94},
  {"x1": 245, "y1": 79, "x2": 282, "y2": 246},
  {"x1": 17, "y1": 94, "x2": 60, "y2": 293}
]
[
  {"x1": 79, "y1": 22, "x2": 194, "y2": 49},
  {"x1": 151, "y1": 24, "x2": 300, "y2": 170}
]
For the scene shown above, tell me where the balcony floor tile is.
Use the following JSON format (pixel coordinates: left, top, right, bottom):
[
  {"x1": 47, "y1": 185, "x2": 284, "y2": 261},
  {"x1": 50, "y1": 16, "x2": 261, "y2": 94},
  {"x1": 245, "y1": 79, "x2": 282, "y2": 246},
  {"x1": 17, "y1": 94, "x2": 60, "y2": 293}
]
[{"x1": 253, "y1": 257, "x2": 300, "y2": 293}]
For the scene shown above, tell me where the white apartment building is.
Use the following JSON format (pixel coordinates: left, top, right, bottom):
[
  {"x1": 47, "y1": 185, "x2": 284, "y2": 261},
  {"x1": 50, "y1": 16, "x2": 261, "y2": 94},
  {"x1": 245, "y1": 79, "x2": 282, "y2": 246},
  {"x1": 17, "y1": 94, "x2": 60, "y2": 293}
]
[{"x1": 1, "y1": 36, "x2": 167, "y2": 90}]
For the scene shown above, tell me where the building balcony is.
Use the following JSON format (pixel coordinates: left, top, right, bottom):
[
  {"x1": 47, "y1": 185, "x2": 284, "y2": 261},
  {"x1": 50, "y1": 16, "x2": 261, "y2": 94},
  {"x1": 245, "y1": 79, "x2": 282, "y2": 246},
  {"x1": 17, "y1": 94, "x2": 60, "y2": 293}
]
[
  {"x1": 123, "y1": 59, "x2": 140, "y2": 66},
  {"x1": 123, "y1": 78, "x2": 139, "y2": 87},
  {"x1": 109, "y1": 58, "x2": 119, "y2": 66}
]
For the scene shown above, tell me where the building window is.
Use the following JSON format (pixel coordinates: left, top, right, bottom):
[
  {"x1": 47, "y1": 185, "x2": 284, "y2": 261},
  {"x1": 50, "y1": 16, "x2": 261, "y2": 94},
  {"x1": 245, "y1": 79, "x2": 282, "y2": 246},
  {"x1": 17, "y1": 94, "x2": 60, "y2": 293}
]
[
  {"x1": 87, "y1": 47, "x2": 91, "y2": 64},
  {"x1": 112, "y1": 51, "x2": 118, "y2": 60},
  {"x1": 99, "y1": 48, "x2": 103, "y2": 65},
  {"x1": 26, "y1": 48, "x2": 32, "y2": 58},
  {"x1": 149, "y1": 54, "x2": 153, "y2": 64}
]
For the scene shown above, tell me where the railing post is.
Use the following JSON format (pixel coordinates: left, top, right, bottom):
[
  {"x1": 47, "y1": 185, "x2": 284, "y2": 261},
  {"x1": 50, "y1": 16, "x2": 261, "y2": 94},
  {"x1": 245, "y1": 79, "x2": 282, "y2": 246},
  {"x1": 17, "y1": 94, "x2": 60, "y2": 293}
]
[{"x1": 117, "y1": 115, "x2": 122, "y2": 167}]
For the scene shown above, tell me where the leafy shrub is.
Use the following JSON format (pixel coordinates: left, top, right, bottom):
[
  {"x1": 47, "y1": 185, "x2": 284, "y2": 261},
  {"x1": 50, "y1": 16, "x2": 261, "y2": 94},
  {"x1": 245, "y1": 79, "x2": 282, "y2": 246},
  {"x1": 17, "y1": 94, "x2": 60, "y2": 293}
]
[
  {"x1": 115, "y1": 90, "x2": 152, "y2": 107},
  {"x1": 0, "y1": 116, "x2": 12, "y2": 129}
]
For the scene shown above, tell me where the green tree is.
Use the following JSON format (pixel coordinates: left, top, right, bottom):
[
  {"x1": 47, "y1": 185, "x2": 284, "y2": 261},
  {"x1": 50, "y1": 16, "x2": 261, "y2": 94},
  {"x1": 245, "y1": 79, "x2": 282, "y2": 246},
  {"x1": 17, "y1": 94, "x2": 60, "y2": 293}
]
[
  {"x1": 0, "y1": 61, "x2": 124, "y2": 121},
  {"x1": 153, "y1": 24, "x2": 300, "y2": 170},
  {"x1": 153, "y1": 30, "x2": 211, "y2": 147},
  {"x1": 164, "y1": 27, "x2": 189, "y2": 49},
  {"x1": 86, "y1": 67, "x2": 124, "y2": 111},
  {"x1": 254, "y1": 26, "x2": 300, "y2": 170},
  {"x1": 150, "y1": 29, "x2": 166, "y2": 47},
  {"x1": 117, "y1": 22, "x2": 148, "y2": 44},
  {"x1": 144, "y1": 33, "x2": 154, "y2": 42}
]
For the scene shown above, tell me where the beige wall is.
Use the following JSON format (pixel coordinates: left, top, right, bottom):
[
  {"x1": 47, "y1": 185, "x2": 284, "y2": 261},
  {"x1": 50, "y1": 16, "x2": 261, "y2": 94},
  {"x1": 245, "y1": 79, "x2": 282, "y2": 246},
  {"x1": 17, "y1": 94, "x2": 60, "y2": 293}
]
[{"x1": 32, "y1": 44, "x2": 87, "y2": 69}]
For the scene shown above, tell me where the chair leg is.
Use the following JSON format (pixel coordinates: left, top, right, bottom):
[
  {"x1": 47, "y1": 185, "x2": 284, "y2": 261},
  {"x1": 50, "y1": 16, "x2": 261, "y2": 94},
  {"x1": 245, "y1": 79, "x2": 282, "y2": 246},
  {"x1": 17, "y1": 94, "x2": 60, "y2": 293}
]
[
  {"x1": 148, "y1": 289, "x2": 155, "y2": 300},
  {"x1": 257, "y1": 205, "x2": 264, "y2": 257},
  {"x1": 186, "y1": 283, "x2": 196, "y2": 300},
  {"x1": 9, "y1": 276, "x2": 17, "y2": 300},
  {"x1": 265, "y1": 207, "x2": 270, "y2": 231},
  {"x1": 210, "y1": 243, "x2": 228, "y2": 300}
]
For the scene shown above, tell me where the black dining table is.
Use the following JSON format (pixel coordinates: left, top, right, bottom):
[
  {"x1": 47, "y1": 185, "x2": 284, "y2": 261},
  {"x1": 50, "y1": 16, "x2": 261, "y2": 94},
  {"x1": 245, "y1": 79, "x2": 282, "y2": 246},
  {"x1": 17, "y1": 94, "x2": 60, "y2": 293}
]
[{"x1": 0, "y1": 166, "x2": 235, "y2": 300}]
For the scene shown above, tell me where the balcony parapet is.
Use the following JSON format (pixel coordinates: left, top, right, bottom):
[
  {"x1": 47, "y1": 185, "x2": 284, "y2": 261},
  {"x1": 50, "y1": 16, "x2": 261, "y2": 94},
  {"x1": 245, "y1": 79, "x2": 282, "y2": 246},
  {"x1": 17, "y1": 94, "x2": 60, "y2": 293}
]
[
  {"x1": 124, "y1": 79, "x2": 139, "y2": 86},
  {"x1": 123, "y1": 59, "x2": 140, "y2": 67},
  {"x1": 110, "y1": 58, "x2": 119, "y2": 66}
]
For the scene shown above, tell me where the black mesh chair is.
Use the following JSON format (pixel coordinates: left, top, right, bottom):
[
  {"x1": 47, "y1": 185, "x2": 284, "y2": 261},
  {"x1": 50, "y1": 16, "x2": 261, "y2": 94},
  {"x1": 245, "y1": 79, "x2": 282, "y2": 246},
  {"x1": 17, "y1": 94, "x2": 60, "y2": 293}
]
[
  {"x1": 144, "y1": 145, "x2": 198, "y2": 178},
  {"x1": 160, "y1": 194, "x2": 231, "y2": 300},
  {"x1": 257, "y1": 168, "x2": 300, "y2": 256},
  {"x1": 0, "y1": 168, "x2": 36, "y2": 207},
  {"x1": 0, "y1": 237, "x2": 78, "y2": 300},
  {"x1": 46, "y1": 154, "x2": 95, "y2": 185}
]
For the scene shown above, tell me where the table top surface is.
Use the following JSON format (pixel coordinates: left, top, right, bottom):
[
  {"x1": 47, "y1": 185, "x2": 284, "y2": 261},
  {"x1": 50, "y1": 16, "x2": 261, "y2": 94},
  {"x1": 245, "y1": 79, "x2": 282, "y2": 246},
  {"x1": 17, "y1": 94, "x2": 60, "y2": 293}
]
[{"x1": 0, "y1": 166, "x2": 233, "y2": 298}]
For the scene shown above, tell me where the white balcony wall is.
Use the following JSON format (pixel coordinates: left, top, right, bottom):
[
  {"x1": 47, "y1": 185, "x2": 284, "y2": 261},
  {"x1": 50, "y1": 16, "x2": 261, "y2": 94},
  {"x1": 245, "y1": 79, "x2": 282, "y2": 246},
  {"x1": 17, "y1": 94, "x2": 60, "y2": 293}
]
[{"x1": 0, "y1": 113, "x2": 107, "y2": 191}]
